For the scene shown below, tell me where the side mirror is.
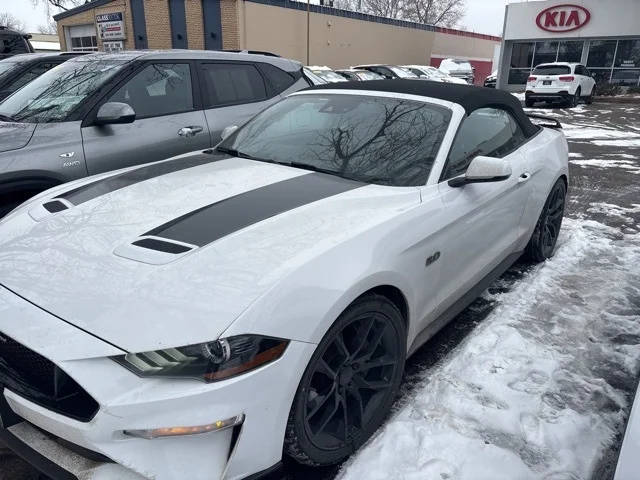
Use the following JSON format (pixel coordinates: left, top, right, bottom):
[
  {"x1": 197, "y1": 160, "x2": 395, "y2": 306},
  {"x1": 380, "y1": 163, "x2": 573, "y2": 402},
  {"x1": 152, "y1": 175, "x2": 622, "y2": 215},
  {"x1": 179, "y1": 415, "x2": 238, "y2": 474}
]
[
  {"x1": 220, "y1": 125, "x2": 238, "y2": 140},
  {"x1": 95, "y1": 102, "x2": 136, "y2": 126},
  {"x1": 448, "y1": 156, "x2": 512, "y2": 188}
]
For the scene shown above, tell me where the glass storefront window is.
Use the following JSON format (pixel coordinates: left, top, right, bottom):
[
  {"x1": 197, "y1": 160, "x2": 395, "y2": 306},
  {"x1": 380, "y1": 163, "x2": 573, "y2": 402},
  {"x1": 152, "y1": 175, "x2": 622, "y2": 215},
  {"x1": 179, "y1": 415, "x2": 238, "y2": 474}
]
[
  {"x1": 589, "y1": 69, "x2": 613, "y2": 84},
  {"x1": 508, "y1": 69, "x2": 531, "y2": 85},
  {"x1": 533, "y1": 41, "x2": 559, "y2": 66},
  {"x1": 510, "y1": 43, "x2": 534, "y2": 68},
  {"x1": 587, "y1": 40, "x2": 617, "y2": 68},
  {"x1": 611, "y1": 69, "x2": 640, "y2": 86},
  {"x1": 557, "y1": 41, "x2": 584, "y2": 63},
  {"x1": 615, "y1": 39, "x2": 640, "y2": 68}
]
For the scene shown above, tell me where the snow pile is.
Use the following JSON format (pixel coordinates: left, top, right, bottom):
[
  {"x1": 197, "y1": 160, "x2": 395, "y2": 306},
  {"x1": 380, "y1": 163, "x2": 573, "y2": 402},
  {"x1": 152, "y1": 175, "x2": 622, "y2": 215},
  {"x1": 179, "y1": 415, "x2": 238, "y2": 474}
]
[
  {"x1": 339, "y1": 219, "x2": 640, "y2": 480},
  {"x1": 562, "y1": 125, "x2": 640, "y2": 141}
]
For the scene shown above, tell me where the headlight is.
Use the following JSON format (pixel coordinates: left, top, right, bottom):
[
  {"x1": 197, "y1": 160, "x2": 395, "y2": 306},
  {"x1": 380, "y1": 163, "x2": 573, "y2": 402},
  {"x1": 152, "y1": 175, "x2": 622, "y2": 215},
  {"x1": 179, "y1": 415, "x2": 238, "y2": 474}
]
[{"x1": 112, "y1": 335, "x2": 289, "y2": 383}]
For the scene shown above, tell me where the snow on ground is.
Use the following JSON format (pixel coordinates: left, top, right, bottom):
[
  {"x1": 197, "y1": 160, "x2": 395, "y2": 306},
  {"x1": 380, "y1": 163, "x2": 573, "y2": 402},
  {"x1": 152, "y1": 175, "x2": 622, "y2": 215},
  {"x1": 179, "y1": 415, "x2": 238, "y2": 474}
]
[
  {"x1": 592, "y1": 139, "x2": 640, "y2": 148},
  {"x1": 339, "y1": 219, "x2": 640, "y2": 480},
  {"x1": 587, "y1": 203, "x2": 640, "y2": 223},
  {"x1": 570, "y1": 159, "x2": 640, "y2": 174},
  {"x1": 562, "y1": 125, "x2": 640, "y2": 141}
]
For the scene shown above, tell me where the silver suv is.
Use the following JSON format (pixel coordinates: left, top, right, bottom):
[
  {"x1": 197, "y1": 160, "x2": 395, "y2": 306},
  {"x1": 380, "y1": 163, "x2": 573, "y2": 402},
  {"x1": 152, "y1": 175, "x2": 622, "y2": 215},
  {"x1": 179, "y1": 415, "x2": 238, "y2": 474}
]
[{"x1": 0, "y1": 50, "x2": 310, "y2": 215}]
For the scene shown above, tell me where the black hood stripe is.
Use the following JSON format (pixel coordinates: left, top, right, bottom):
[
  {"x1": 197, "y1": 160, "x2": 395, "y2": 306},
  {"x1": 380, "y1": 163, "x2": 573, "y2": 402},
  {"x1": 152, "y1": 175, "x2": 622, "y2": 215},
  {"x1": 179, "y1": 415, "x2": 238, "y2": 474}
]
[
  {"x1": 144, "y1": 172, "x2": 363, "y2": 247},
  {"x1": 55, "y1": 152, "x2": 225, "y2": 207}
]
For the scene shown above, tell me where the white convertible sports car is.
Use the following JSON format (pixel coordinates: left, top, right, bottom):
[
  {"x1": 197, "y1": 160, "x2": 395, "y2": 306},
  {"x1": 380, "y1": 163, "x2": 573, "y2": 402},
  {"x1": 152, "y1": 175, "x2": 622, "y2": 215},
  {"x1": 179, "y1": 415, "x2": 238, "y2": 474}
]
[{"x1": 0, "y1": 81, "x2": 568, "y2": 480}]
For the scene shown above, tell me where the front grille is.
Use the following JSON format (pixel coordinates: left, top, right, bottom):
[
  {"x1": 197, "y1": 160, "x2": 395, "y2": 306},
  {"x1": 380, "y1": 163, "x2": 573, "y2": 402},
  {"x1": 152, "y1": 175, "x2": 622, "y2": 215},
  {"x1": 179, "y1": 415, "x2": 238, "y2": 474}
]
[{"x1": 0, "y1": 332, "x2": 99, "y2": 422}]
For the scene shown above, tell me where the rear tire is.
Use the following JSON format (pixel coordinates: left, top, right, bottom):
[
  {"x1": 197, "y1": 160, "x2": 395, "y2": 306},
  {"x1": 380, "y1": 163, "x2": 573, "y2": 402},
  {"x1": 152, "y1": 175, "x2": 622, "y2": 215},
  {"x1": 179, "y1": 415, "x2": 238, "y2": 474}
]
[
  {"x1": 569, "y1": 88, "x2": 581, "y2": 107},
  {"x1": 284, "y1": 294, "x2": 406, "y2": 466},
  {"x1": 524, "y1": 178, "x2": 566, "y2": 263}
]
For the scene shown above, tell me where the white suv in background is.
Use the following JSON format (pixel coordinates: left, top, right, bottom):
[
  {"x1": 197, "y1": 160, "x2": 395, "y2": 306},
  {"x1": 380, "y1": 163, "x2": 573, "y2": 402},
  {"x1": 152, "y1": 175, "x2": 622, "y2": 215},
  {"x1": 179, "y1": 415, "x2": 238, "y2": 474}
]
[{"x1": 526, "y1": 62, "x2": 596, "y2": 108}]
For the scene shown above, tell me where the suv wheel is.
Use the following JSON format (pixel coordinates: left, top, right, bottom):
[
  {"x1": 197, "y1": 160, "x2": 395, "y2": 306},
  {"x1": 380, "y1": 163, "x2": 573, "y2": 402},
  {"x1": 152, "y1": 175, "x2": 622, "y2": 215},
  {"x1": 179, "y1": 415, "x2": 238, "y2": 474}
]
[
  {"x1": 569, "y1": 88, "x2": 581, "y2": 107},
  {"x1": 285, "y1": 293, "x2": 406, "y2": 466}
]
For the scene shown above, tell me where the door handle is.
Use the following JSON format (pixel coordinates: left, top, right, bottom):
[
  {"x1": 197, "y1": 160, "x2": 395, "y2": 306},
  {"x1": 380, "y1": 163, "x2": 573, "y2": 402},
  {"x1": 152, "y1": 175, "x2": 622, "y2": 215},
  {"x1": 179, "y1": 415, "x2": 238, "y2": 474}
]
[
  {"x1": 177, "y1": 126, "x2": 204, "y2": 138},
  {"x1": 518, "y1": 172, "x2": 531, "y2": 183}
]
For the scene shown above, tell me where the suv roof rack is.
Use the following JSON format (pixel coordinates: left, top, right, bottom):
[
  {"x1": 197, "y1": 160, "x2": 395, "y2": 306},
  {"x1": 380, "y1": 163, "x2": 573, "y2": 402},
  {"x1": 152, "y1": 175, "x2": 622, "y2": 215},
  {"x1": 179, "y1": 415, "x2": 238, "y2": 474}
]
[{"x1": 223, "y1": 49, "x2": 281, "y2": 58}]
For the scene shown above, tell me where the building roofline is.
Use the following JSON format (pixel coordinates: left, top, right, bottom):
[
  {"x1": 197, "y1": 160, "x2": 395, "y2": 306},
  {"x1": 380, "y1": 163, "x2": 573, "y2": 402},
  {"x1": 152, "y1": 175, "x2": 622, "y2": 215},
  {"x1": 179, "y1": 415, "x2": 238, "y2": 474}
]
[
  {"x1": 53, "y1": 0, "x2": 114, "y2": 21},
  {"x1": 245, "y1": 0, "x2": 501, "y2": 41}
]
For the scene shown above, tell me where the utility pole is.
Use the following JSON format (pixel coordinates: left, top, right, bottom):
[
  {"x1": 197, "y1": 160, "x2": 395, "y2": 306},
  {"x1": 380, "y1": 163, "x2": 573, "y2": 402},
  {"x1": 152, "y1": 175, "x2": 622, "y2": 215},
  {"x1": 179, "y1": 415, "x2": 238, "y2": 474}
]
[{"x1": 307, "y1": 0, "x2": 311, "y2": 65}]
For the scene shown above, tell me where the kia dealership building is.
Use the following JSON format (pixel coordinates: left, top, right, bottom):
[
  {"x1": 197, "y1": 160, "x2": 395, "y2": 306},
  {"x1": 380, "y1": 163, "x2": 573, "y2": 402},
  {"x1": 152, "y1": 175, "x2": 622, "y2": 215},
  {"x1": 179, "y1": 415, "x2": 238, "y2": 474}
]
[{"x1": 497, "y1": 0, "x2": 640, "y2": 90}]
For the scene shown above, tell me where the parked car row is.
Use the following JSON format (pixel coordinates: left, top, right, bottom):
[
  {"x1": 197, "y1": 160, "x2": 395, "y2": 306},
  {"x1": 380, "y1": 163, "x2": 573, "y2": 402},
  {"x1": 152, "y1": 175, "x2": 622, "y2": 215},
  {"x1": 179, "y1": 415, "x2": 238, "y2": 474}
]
[{"x1": 306, "y1": 62, "x2": 472, "y2": 84}]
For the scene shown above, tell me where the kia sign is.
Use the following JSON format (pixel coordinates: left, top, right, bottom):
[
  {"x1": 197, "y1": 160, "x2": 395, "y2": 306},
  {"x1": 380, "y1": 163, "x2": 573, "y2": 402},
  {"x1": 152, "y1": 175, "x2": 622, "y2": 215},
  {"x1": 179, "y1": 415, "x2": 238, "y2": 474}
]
[{"x1": 536, "y1": 4, "x2": 591, "y2": 33}]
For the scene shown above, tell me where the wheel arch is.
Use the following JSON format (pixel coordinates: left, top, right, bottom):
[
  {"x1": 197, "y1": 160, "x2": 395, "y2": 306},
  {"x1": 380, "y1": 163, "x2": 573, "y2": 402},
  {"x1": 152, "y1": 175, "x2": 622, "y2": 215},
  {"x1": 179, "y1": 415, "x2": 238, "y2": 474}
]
[{"x1": 359, "y1": 285, "x2": 409, "y2": 329}]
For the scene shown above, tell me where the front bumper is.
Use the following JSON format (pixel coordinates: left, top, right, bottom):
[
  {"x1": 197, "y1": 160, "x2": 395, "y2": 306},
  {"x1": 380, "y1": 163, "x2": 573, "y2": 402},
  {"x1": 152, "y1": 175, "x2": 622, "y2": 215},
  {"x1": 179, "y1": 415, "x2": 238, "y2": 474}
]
[{"x1": 0, "y1": 286, "x2": 316, "y2": 479}]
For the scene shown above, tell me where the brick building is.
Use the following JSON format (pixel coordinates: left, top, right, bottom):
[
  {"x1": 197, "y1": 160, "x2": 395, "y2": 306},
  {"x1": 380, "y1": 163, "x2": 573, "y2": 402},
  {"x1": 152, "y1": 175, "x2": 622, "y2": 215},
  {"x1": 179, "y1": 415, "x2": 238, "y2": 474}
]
[{"x1": 54, "y1": 0, "x2": 501, "y2": 83}]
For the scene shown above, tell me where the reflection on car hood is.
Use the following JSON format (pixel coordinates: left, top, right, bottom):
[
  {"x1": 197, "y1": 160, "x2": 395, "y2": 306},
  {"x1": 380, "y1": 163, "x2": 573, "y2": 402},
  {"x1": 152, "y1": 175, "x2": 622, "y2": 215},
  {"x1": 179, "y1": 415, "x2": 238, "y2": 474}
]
[
  {"x1": 0, "y1": 152, "x2": 420, "y2": 352},
  {"x1": 0, "y1": 121, "x2": 36, "y2": 152}
]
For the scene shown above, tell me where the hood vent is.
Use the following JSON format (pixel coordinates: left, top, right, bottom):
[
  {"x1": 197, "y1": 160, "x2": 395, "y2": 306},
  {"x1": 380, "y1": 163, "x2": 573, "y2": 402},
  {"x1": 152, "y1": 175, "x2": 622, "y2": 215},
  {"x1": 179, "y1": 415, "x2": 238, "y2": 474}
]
[
  {"x1": 132, "y1": 238, "x2": 193, "y2": 254},
  {"x1": 43, "y1": 200, "x2": 69, "y2": 213},
  {"x1": 113, "y1": 236, "x2": 197, "y2": 265}
]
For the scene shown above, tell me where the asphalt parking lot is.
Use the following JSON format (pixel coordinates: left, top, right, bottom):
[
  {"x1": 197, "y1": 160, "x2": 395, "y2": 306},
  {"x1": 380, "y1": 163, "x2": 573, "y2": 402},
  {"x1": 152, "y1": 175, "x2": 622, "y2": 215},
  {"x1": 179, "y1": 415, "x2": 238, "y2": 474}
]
[{"x1": 1, "y1": 98, "x2": 639, "y2": 480}]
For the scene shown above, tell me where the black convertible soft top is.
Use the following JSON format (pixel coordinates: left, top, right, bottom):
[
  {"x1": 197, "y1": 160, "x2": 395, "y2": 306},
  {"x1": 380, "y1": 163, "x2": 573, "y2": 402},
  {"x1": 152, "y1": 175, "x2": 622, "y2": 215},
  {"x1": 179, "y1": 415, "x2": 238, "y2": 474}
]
[{"x1": 307, "y1": 79, "x2": 540, "y2": 138}]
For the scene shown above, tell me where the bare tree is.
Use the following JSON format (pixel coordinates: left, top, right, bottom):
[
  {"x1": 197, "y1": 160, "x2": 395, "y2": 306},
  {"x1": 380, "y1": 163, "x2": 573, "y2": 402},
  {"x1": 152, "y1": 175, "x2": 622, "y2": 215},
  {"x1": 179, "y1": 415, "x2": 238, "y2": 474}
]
[
  {"x1": 37, "y1": 21, "x2": 58, "y2": 34},
  {"x1": 405, "y1": 0, "x2": 465, "y2": 27},
  {"x1": 0, "y1": 12, "x2": 27, "y2": 32},
  {"x1": 32, "y1": 0, "x2": 86, "y2": 12},
  {"x1": 328, "y1": 0, "x2": 466, "y2": 26}
]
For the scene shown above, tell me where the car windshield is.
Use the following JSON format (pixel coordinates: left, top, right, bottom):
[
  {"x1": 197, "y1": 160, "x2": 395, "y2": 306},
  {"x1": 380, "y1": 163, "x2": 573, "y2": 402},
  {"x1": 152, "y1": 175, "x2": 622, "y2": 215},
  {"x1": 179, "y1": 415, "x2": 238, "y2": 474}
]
[
  {"x1": 533, "y1": 65, "x2": 571, "y2": 75},
  {"x1": 313, "y1": 70, "x2": 347, "y2": 83},
  {"x1": 0, "y1": 57, "x2": 128, "y2": 123},
  {"x1": 218, "y1": 94, "x2": 451, "y2": 186},
  {"x1": 390, "y1": 66, "x2": 418, "y2": 78},
  {"x1": 0, "y1": 59, "x2": 24, "y2": 79},
  {"x1": 356, "y1": 70, "x2": 383, "y2": 81}
]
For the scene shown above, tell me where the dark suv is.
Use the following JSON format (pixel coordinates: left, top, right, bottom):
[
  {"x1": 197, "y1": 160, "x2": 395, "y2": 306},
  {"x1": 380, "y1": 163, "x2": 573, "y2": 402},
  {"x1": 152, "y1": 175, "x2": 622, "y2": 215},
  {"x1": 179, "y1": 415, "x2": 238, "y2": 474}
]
[
  {"x1": 0, "y1": 27, "x2": 34, "y2": 59},
  {"x1": 0, "y1": 50, "x2": 310, "y2": 215}
]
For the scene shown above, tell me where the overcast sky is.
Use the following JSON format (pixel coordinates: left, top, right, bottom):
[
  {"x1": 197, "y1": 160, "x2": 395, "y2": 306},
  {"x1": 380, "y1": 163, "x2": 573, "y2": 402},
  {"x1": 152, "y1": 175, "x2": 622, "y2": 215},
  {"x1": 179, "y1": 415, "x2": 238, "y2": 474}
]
[{"x1": 2, "y1": 0, "x2": 510, "y2": 36}]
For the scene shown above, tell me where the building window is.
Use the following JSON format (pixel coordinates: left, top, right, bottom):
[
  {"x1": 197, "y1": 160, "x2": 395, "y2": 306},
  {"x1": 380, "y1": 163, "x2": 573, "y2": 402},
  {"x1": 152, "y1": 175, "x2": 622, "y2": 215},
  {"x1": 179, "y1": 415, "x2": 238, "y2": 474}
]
[
  {"x1": 510, "y1": 42, "x2": 534, "y2": 68},
  {"x1": 533, "y1": 41, "x2": 559, "y2": 65},
  {"x1": 615, "y1": 39, "x2": 640, "y2": 68},
  {"x1": 557, "y1": 41, "x2": 584, "y2": 63},
  {"x1": 611, "y1": 69, "x2": 640, "y2": 86},
  {"x1": 587, "y1": 40, "x2": 617, "y2": 68},
  {"x1": 70, "y1": 35, "x2": 98, "y2": 52}
]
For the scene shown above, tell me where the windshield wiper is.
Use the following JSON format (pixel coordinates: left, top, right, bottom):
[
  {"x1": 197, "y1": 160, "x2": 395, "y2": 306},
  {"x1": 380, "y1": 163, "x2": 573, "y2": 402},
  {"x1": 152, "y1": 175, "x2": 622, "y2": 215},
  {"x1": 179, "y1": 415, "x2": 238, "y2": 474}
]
[
  {"x1": 286, "y1": 161, "x2": 384, "y2": 184},
  {"x1": 0, "y1": 114, "x2": 17, "y2": 122},
  {"x1": 13, "y1": 104, "x2": 59, "y2": 122},
  {"x1": 215, "y1": 146, "x2": 274, "y2": 162}
]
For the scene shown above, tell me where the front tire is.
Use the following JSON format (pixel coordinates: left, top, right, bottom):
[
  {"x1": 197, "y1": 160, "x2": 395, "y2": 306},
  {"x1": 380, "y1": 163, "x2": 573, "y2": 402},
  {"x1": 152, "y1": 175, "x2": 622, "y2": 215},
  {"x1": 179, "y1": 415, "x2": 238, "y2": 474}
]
[
  {"x1": 284, "y1": 294, "x2": 406, "y2": 466},
  {"x1": 524, "y1": 178, "x2": 566, "y2": 263}
]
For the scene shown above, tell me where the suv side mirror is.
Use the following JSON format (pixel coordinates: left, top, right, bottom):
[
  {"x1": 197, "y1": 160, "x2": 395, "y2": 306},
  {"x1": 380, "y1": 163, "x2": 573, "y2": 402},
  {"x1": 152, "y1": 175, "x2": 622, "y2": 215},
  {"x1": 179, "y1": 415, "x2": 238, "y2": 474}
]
[
  {"x1": 448, "y1": 156, "x2": 512, "y2": 188},
  {"x1": 220, "y1": 125, "x2": 238, "y2": 140},
  {"x1": 95, "y1": 102, "x2": 136, "y2": 126}
]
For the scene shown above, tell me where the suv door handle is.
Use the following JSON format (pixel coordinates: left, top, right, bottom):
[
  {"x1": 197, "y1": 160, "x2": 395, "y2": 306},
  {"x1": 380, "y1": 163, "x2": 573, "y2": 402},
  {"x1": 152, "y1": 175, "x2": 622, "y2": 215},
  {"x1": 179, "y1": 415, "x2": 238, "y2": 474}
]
[
  {"x1": 518, "y1": 172, "x2": 531, "y2": 183},
  {"x1": 177, "y1": 126, "x2": 204, "y2": 138}
]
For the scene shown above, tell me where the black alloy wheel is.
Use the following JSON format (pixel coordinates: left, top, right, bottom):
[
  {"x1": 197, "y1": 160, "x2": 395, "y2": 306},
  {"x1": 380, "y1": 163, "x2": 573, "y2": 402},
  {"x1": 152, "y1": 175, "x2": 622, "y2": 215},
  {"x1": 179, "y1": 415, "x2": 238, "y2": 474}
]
[
  {"x1": 570, "y1": 88, "x2": 581, "y2": 107},
  {"x1": 285, "y1": 294, "x2": 406, "y2": 466},
  {"x1": 524, "y1": 178, "x2": 566, "y2": 263}
]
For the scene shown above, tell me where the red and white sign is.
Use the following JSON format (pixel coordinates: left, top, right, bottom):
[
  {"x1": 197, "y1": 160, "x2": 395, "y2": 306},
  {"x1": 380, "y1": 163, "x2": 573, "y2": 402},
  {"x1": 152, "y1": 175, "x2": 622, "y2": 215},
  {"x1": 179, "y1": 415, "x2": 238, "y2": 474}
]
[{"x1": 536, "y1": 4, "x2": 591, "y2": 33}]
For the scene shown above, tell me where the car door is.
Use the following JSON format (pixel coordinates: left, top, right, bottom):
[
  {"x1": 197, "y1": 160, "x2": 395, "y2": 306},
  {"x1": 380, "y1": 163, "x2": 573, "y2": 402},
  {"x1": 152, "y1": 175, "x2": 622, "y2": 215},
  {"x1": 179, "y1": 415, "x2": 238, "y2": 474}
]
[
  {"x1": 581, "y1": 66, "x2": 596, "y2": 94},
  {"x1": 432, "y1": 108, "x2": 533, "y2": 313},
  {"x1": 198, "y1": 61, "x2": 282, "y2": 145},
  {"x1": 81, "y1": 61, "x2": 210, "y2": 175}
]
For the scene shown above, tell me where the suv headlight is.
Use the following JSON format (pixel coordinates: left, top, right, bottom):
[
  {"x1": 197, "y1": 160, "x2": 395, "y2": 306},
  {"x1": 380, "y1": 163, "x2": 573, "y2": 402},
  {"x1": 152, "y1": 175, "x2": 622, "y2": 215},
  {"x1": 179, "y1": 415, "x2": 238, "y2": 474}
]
[{"x1": 112, "y1": 335, "x2": 289, "y2": 383}]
